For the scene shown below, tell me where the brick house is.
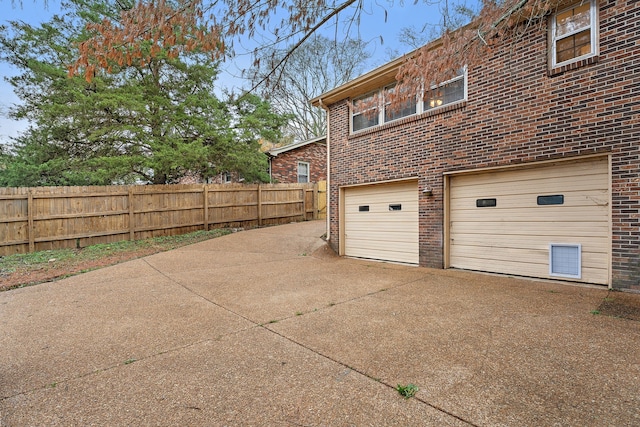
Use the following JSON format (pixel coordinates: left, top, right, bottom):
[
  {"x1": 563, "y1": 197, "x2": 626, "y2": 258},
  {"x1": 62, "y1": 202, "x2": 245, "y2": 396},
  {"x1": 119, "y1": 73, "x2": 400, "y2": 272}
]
[
  {"x1": 311, "y1": 0, "x2": 639, "y2": 290},
  {"x1": 267, "y1": 136, "x2": 327, "y2": 183}
]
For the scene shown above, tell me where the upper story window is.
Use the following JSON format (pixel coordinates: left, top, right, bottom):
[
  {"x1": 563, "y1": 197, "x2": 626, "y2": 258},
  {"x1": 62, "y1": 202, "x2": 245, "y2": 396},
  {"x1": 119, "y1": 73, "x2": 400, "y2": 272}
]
[
  {"x1": 424, "y1": 70, "x2": 466, "y2": 111},
  {"x1": 551, "y1": 0, "x2": 598, "y2": 68},
  {"x1": 352, "y1": 93, "x2": 379, "y2": 132},
  {"x1": 351, "y1": 68, "x2": 467, "y2": 133},
  {"x1": 384, "y1": 84, "x2": 417, "y2": 122}
]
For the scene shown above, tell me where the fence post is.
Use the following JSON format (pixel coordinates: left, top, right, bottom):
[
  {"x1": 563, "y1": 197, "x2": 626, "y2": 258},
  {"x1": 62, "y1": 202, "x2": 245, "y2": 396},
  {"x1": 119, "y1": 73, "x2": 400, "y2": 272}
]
[
  {"x1": 128, "y1": 187, "x2": 135, "y2": 241},
  {"x1": 302, "y1": 187, "x2": 306, "y2": 221},
  {"x1": 313, "y1": 183, "x2": 318, "y2": 220},
  {"x1": 27, "y1": 190, "x2": 35, "y2": 253},
  {"x1": 203, "y1": 184, "x2": 209, "y2": 231},
  {"x1": 257, "y1": 184, "x2": 262, "y2": 226}
]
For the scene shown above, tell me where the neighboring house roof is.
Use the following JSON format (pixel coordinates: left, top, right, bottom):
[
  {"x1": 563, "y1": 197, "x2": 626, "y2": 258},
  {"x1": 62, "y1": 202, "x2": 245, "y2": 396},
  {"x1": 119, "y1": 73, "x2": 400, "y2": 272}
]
[{"x1": 267, "y1": 135, "x2": 326, "y2": 157}]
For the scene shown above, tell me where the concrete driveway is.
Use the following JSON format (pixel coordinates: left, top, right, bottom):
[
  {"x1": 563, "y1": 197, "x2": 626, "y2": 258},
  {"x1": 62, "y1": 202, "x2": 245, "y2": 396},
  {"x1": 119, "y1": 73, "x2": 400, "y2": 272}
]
[{"x1": 1, "y1": 220, "x2": 639, "y2": 426}]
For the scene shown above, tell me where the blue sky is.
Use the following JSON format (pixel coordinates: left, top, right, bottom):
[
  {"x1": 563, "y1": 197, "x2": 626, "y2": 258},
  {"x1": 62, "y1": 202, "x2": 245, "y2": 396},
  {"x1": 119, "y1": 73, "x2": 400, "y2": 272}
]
[{"x1": 0, "y1": 0, "x2": 449, "y2": 145}]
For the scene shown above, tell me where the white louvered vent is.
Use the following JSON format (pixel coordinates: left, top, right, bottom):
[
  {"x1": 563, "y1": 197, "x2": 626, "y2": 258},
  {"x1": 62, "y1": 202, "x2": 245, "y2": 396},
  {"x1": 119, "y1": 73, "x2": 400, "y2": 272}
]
[{"x1": 549, "y1": 244, "x2": 582, "y2": 279}]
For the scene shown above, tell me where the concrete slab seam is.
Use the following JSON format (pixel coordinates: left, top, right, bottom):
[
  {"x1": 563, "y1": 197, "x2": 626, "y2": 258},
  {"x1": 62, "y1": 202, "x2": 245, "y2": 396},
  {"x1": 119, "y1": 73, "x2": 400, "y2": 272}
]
[
  {"x1": 262, "y1": 324, "x2": 479, "y2": 427},
  {"x1": 142, "y1": 256, "x2": 478, "y2": 425}
]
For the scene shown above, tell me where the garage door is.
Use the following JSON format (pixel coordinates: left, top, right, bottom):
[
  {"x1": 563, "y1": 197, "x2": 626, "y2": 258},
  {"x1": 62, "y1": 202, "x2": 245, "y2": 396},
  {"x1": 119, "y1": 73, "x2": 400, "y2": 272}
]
[
  {"x1": 449, "y1": 157, "x2": 609, "y2": 284},
  {"x1": 344, "y1": 181, "x2": 419, "y2": 264}
]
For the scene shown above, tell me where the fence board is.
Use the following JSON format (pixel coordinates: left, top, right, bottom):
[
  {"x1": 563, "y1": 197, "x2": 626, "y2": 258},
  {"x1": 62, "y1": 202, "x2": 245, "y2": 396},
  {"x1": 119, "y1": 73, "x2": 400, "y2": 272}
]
[{"x1": 0, "y1": 183, "x2": 318, "y2": 256}]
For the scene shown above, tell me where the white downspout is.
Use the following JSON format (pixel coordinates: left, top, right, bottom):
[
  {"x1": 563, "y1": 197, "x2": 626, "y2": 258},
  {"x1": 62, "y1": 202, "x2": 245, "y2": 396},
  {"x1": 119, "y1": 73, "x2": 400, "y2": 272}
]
[{"x1": 319, "y1": 98, "x2": 330, "y2": 242}]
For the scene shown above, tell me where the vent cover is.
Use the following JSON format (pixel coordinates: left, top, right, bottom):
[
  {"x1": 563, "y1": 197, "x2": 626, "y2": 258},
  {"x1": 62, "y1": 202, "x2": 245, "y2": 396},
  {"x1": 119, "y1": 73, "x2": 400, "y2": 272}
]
[{"x1": 549, "y1": 244, "x2": 582, "y2": 279}]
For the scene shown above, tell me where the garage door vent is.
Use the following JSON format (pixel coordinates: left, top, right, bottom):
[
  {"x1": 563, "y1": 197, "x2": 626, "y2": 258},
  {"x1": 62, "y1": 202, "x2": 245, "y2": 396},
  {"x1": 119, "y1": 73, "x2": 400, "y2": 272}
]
[{"x1": 549, "y1": 244, "x2": 581, "y2": 279}]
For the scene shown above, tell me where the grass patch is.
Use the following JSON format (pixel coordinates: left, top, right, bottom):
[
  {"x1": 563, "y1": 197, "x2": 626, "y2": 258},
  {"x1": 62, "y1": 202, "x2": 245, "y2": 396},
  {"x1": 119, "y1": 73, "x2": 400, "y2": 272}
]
[
  {"x1": 0, "y1": 228, "x2": 232, "y2": 290},
  {"x1": 396, "y1": 383, "x2": 418, "y2": 399}
]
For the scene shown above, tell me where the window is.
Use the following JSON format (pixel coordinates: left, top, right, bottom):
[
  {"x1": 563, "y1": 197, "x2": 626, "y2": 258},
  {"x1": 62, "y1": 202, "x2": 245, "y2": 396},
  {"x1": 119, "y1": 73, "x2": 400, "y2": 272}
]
[
  {"x1": 222, "y1": 171, "x2": 232, "y2": 183},
  {"x1": 424, "y1": 69, "x2": 466, "y2": 112},
  {"x1": 297, "y1": 162, "x2": 309, "y2": 183},
  {"x1": 537, "y1": 195, "x2": 564, "y2": 205},
  {"x1": 352, "y1": 93, "x2": 379, "y2": 132},
  {"x1": 384, "y1": 84, "x2": 416, "y2": 122},
  {"x1": 476, "y1": 198, "x2": 497, "y2": 207},
  {"x1": 350, "y1": 68, "x2": 467, "y2": 133},
  {"x1": 551, "y1": 0, "x2": 598, "y2": 68}
]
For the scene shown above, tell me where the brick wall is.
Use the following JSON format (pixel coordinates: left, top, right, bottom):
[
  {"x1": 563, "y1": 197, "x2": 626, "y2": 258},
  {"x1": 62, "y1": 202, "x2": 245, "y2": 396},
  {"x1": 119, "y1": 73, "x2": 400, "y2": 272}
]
[
  {"x1": 326, "y1": 0, "x2": 640, "y2": 289},
  {"x1": 270, "y1": 143, "x2": 327, "y2": 183}
]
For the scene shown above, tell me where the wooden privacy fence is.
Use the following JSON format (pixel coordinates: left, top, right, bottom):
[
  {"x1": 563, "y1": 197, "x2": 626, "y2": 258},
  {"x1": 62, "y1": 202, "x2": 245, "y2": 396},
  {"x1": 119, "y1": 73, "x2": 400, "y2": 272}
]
[{"x1": 0, "y1": 183, "x2": 319, "y2": 256}]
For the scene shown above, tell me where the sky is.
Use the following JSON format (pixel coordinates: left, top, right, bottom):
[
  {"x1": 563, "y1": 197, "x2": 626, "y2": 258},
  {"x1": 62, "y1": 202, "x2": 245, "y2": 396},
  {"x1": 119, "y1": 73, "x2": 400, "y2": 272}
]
[{"x1": 0, "y1": 0, "x2": 451, "y2": 146}]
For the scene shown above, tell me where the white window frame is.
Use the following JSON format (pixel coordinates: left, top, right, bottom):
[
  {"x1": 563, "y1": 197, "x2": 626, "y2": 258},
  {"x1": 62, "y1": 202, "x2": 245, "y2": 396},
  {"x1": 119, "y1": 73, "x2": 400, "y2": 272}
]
[
  {"x1": 297, "y1": 161, "x2": 310, "y2": 183},
  {"x1": 550, "y1": 0, "x2": 598, "y2": 68},
  {"x1": 350, "y1": 67, "x2": 467, "y2": 133},
  {"x1": 423, "y1": 68, "x2": 467, "y2": 112},
  {"x1": 351, "y1": 92, "x2": 380, "y2": 133},
  {"x1": 222, "y1": 171, "x2": 232, "y2": 184},
  {"x1": 383, "y1": 84, "x2": 417, "y2": 123}
]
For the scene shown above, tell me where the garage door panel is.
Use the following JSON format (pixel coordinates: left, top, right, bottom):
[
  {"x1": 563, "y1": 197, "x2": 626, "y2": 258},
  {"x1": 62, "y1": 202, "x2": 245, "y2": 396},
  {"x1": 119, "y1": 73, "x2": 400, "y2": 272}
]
[
  {"x1": 452, "y1": 256, "x2": 609, "y2": 285},
  {"x1": 346, "y1": 247, "x2": 418, "y2": 263},
  {"x1": 345, "y1": 203, "x2": 418, "y2": 212},
  {"x1": 451, "y1": 244, "x2": 607, "y2": 268},
  {"x1": 347, "y1": 239, "x2": 419, "y2": 253},
  {"x1": 450, "y1": 207, "x2": 608, "y2": 222},
  {"x1": 451, "y1": 233, "x2": 609, "y2": 250},
  {"x1": 346, "y1": 229, "x2": 418, "y2": 241},
  {"x1": 344, "y1": 181, "x2": 419, "y2": 265},
  {"x1": 450, "y1": 190, "x2": 609, "y2": 210},
  {"x1": 451, "y1": 175, "x2": 608, "y2": 195},
  {"x1": 449, "y1": 157, "x2": 610, "y2": 285},
  {"x1": 451, "y1": 162, "x2": 606, "y2": 188},
  {"x1": 451, "y1": 222, "x2": 609, "y2": 236}
]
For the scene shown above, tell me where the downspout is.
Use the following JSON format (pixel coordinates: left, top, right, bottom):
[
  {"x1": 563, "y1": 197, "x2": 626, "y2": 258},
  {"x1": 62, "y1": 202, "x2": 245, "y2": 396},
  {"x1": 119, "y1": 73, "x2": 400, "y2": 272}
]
[{"x1": 318, "y1": 98, "x2": 331, "y2": 242}]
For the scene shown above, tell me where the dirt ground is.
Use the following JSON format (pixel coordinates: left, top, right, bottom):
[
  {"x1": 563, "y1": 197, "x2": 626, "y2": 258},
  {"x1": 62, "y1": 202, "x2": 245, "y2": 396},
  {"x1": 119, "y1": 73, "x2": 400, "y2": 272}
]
[
  {"x1": 597, "y1": 291, "x2": 640, "y2": 321},
  {"x1": 0, "y1": 247, "x2": 162, "y2": 291}
]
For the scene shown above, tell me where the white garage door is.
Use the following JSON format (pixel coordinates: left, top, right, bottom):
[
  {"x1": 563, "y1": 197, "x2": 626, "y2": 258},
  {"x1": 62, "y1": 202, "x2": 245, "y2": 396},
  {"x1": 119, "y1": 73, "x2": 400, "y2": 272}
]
[
  {"x1": 344, "y1": 181, "x2": 419, "y2": 264},
  {"x1": 449, "y1": 157, "x2": 610, "y2": 285}
]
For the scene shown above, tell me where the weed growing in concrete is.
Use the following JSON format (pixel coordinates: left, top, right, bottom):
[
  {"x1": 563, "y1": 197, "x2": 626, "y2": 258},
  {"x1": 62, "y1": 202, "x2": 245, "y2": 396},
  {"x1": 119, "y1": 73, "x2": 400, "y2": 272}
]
[
  {"x1": 396, "y1": 383, "x2": 418, "y2": 399},
  {"x1": 590, "y1": 310, "x2": 601, "y2": 315},
  {"x1": 124, "y1": 358, "x2": 137, "y2": 365},
  {"x1": 295, "y1": 311, "x2": 303, "y2": 316}
]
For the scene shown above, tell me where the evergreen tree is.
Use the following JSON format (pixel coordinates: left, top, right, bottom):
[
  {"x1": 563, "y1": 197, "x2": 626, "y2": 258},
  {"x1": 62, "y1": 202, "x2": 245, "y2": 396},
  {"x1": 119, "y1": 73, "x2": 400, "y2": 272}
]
[{"x1": 0, "y1": 0, "x2": 287, "y2": 186}]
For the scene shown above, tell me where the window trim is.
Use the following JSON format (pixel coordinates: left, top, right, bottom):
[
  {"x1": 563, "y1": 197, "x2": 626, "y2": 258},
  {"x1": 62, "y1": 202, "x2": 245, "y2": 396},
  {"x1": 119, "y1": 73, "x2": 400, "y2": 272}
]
[
  {"x1": 350, "y1": 67, "x2": 467, "y2": 134},
  {"x1": 351, "y1": 91, "x2": 380, "y2": 133},
  {"x1": 550, "y1": 0, "x2": 598, "y2": 69},
  {"x1": 297, "y1": 161, "x2": 310, "y2": 183}
]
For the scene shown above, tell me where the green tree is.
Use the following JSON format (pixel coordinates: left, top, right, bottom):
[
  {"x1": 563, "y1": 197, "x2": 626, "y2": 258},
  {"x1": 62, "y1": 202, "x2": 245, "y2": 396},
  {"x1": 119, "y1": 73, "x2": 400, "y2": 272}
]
[{"x1": 0, "y1": 0, "x2": 286, "y2": 187}]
